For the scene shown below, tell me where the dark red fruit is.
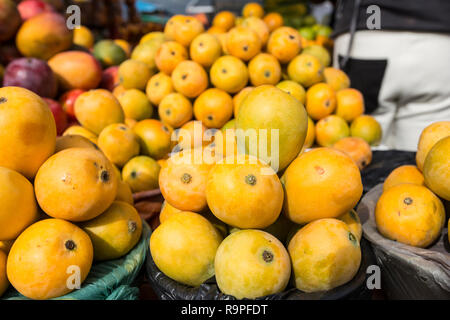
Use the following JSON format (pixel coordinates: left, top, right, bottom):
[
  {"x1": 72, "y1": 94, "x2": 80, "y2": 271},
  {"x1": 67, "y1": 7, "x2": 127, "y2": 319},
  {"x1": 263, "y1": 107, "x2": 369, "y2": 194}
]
[
  {"x1": 100, "y1": 66, "x2": 120, "y2": 92},
  {"x1": 43, "y1": 98, "x2": 68, "y2": 135},
  {"x1": 3, "y1": 57, "x2": 58, "y2": 98}
]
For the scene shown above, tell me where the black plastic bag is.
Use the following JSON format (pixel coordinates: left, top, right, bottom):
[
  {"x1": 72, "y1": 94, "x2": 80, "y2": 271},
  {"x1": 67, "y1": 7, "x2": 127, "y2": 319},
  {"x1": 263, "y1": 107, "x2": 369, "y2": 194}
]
[{"x1": 145, "y1": 237, "x2": 376, "y2": 300}]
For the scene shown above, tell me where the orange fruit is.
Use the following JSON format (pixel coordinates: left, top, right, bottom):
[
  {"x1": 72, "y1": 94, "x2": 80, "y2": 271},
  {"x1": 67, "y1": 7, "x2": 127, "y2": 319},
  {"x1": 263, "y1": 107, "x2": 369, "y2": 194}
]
[
  {"x1": 115, "y1": 178, "x2": 134, "y2": 205},
  {"x1": 335, "y1": 88, "x2": 365, "y2": 122},
  {"x1": 139, "y1": 31, "x2": 165, "y2": 45},
  {"x1": 375, "y1": 184, "x2": 445, "y2": 247},
  {"x1": 0, "y1": 166, "x2": 38, "y2": 241},
  {"x1": 63, "y1": 125, "x2": 98, "y2": 144},
  {"x1": 7, "y1": 219, "x2": 93, "y2": 299},
  {"x1": 122, "y1": 155, "x2": 160, "y2": 193},
  {"x1": 131, "y1": 37, "x2": 164, "y2": 72},
  {"x1": 303, "y1": 116, "x2": 315, "y2": 149},
  {"x1": 415, "y1": 121, "x2": 450, "y2": 171},
  {"x1": 172, "y1": 15, "x2": 205, "y2": 47},
  {"x1": 171, "y1": 60, "x2": 209, "y2": 98},
  {"x1": 217, "y1": 32, "x2": 230, "y2": 54},
  {"x1": 263, "y1": 12, "x2": 284, "y2": 32},
  {"x1": 159, "y1": 149, "x2": 214, "y2": 212},
  {"x1": 194, "y1": 88, "x2": 233, "y2": 128},
  {"x1": 73, "y1": 25, "x2": 94, "y2": 49},
  {"x1": 190, "y1": 33, "x2": 222, "y2": 68},
  {"x1": 48, "y1": 51, "x2": 102, "y2": 91},
  {"x1": 16, "y1": 12, "x2": 73, "y2": 60},
  {"x1": 117, "y1": 88, "x2": 153, "y2": 121},
  {"x1": 288, "y1": 53, "x2": 324, "y2": 88},
  {"x1": 155, "y1": 41, "x2": 188, "y2": 76},
  {"x1": 0, "y1": 86, "x2": 56, "y2": 179},
  {"x1": 206, "y1": 154, "x2": 283, "y2": 229},
  {"x1": 276, "y1": 80, "x2": 306, "y2": 104},
  {"x1": 315, "y1": 115, "x2": 350, "y2": 147},
  {"x1": 210, "y1": 55, "x2": 249, "y2": 94},
  {"x1": 215, "y1": 229, "x2": 290, "y2": 299},
  {"x1": 176, "y1": 120, "x2": 209, "y2": 150},
  {"x1": 35, "y1": 148, "x2": 118, "y2": 222},
  {"x1": 241, "y1": 17, "x2": 270, "y2": 45},
  {"x1": 74, "y1": 89, "x2": 125, "y2": 135},
  {"x1": 302, "y1": 45, "x2": 331, "y2": 67},
  {"x1": 267, "y1": 27, "x2": 302, "y2": 64},
  {"x1": 133, "y1": 119, "x2": 173, "y2": 160},
  {"x1": 125, "y1": 118, "x2": 137, "y2": 129},
  {"x1": 80, "y1": 201, "x2": 142, "y2": 261},
  {"x1": 159, "y1": 200, "x2": 182, "y2": 224},
  {"x1": 210, "y1": 124, "x2": 239, "y2": 160},
  {"x1": 145, "y1": 72, "x2": 174, "y2": 106},
  {"x1": 305, "y1": 83, "x2": 337, "y2": 120},
  {"x1": 248, "y1": 53, "x2": 281, "y2": 86},
  {"x1": 233, "y1": 86, "x2": 254, "y2": 117},
  {"x1": 150, "y1": 211, "x2": 223, "y2": 286},
  {"x1": 212, "y1": 11, "x2": 236, "y2": 31},
  {"x1": 207, "y1": 25, "x2": 227, "y2": 35},
  {"x1": 112, "y1": 84, "x2": 127, "y2": 99},
  {"x1": 164, "y1": 15, "x2": 185, "y2": 40},
  {"x1": 423, "y1": 136, "x2": 450, "y2": 201},
  {"x1": 350, "y1": 115, "x2": 382, "y2": 146},
  {"x1": 98, "y1": 123, "x2": 140, "y2": 167},
  {"x1": 333, "y1": 137, "x2": 372, "y2": 170},
  {"x1": 242, "y1": 2, "x2": 264, "y2": 18},
  {"x1": 288, "y1": 218, "x2": 361, "y2": 293},
  {"x1": 338, "y1": 209, "x2": 362, "y2": 241},
  {"x1": 226, "y1": 26, "x2": 262, "y2": 61},
  {"x1": 118, "y1": 59, "x2": 153, "y2": 90},
  {"x1": 323, "y1": 67, "x2": 351, "y2": 91},
  {"x1": 383, "y1": 165, "x2": 425, "y2": 192},
  {"x1": 55, "y1": 135, "x2": 99, "y2": 153},
  {"x1": 158, "y1": 92, "x2": 193, "y2": 128},
  {"x1": 282, "y1": 147, "x2": 363, "y2": 224},
  {"x1": 236, "y1": 85, "x2": 308, "y2": 172}
]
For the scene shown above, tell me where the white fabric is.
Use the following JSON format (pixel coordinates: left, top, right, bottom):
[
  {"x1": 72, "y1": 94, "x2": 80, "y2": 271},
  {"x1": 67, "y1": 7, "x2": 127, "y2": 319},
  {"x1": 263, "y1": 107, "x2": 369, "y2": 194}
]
[{"x1": 334, "y1": 30, "x2": 450, "y2": 151}]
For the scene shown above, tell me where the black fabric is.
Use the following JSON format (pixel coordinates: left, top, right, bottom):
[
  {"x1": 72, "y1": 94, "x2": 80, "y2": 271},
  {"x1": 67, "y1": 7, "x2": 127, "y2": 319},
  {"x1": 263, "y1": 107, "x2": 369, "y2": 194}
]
[
  {"x1": 333, "y1": 0, "x2": 450, "y2": 37},
  {"x1": 338, "y1": 56, "x2": 387, "y2": 115},
  {"x1": 145, "y1": 237, "x2": 376, "y2": 300},
  {"x1": 360, "y1": 150, "x2": 416, "y2": 194}
]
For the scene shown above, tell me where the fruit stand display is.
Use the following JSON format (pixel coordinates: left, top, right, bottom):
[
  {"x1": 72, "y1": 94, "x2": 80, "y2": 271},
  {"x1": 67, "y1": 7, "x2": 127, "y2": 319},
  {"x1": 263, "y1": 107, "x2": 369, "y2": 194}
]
[{"x1": 0, "y1": 0, "x2": 449, "y2": 302}]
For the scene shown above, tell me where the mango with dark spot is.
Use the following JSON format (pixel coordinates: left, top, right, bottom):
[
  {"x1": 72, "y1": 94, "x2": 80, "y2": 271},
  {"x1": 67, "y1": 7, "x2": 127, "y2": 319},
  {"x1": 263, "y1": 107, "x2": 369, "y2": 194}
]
[
  {"x1": 215, "y1": 229, "x2": 290, "y2": 299},
  {"x1": 288, "y1": 218, "x2": 361, "y2": 292},
  {"x1": 34, "y1": 148, "x2": 118, "y2": 222}
]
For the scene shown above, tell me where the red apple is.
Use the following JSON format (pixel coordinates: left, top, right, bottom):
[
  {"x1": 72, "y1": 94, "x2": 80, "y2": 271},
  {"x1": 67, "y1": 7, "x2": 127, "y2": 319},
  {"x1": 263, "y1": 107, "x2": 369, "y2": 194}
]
[
  {"x1": 59, "y1": 89, "x2": 85, "y2": 121},
  {"x1": 3, "y1": 57, "x2": 58, "y2": 98},
  {"x1": 43, "y1": 98, "x2": 68, "y2": 135},
  {"x1": 100, "y1": 66, "x2": 120, "y2": 92},
  {"x1": 18, "y1": 0, "x2": 53, "y2": 20}
]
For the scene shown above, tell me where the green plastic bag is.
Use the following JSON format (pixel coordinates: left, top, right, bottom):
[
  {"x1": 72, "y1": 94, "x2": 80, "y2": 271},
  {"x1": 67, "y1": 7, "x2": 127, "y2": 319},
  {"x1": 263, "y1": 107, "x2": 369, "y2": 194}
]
[{"x1": 2, "y1": 222, "x2": 151, "y2": 300}]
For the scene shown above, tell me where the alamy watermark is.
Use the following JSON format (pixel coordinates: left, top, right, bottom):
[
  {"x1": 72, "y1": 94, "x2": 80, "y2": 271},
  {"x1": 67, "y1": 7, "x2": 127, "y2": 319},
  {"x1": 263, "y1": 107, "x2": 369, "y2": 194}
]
[
  {"x1": 66, "y1": 5, "x2": 81, "y2": 30},
  {"x1": 366, "y1": 5, "x2": 381, "y2": 30}
]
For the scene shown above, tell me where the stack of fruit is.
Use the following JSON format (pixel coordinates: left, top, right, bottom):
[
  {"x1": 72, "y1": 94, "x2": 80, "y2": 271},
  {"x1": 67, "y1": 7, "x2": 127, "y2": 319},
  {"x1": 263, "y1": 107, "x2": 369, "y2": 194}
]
[
  {"x1": 0, "y1": 0, "x2": 382, "y2": 300},
  {"x1": 0, "y1": 86, "x2": 144, "y2": 300},
  {"x1": 375, "y1": 121, "x2": 450, "y2": 248},
  {"x1": 139, "y1": 3, "x2": 368, "y2": 299}
]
